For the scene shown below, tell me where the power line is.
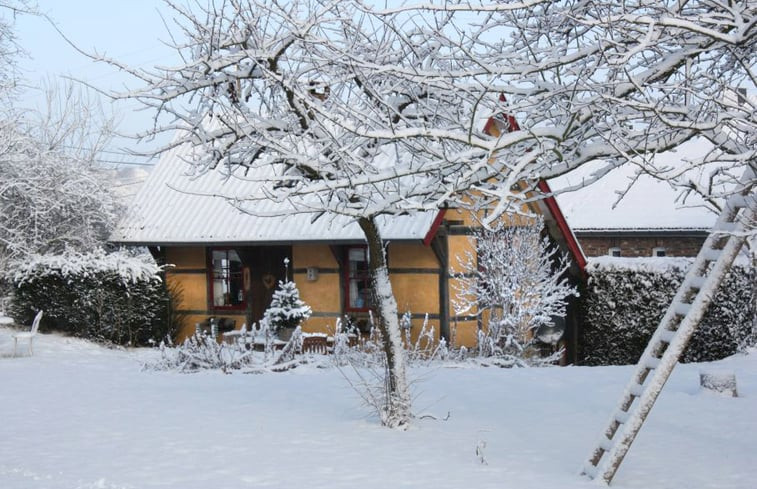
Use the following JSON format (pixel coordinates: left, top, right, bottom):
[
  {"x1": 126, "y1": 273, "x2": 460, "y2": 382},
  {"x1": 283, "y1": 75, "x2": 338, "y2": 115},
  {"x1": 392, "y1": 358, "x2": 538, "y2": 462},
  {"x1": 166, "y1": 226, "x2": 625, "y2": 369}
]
[
  {"x1": 98, "y1": 159, "x2": 155, "y2": 167},
  {"x1": 55, "y1": 144, "x2": 159, "y2": 157}
]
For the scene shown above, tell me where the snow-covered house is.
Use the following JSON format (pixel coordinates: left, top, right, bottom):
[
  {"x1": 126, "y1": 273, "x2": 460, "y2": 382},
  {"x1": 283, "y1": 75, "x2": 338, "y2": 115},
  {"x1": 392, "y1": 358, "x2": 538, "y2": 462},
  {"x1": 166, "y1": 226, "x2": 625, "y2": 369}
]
[{"x1": 111, "y1": 138, "x2": 586, "y2": 355}]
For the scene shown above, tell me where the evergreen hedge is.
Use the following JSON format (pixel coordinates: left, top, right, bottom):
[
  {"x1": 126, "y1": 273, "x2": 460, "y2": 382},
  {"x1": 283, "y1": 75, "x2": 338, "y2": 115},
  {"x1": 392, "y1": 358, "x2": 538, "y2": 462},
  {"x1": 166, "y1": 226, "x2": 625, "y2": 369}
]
[
  {"x1": 8, "y1": 249, "x2": 180, "y2": 346},
  {"x1": 580, "y1": 257, "x2": 755, "y2": 365}
]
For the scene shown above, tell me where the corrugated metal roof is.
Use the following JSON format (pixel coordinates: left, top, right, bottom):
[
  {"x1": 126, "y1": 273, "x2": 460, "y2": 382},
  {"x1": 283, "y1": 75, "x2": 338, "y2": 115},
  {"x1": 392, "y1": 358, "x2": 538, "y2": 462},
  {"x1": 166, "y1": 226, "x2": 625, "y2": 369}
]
[{"x1": 111, "y1": 137, "x2": 438, "y2": 245}]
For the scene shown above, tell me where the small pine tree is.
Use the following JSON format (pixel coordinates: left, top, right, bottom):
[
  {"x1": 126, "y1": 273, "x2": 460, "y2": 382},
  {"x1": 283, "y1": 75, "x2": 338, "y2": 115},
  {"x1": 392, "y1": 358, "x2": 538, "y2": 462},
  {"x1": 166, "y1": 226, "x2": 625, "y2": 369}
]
[{"x1": 263, "y1": 258, "x2": 312, "y2": 333}]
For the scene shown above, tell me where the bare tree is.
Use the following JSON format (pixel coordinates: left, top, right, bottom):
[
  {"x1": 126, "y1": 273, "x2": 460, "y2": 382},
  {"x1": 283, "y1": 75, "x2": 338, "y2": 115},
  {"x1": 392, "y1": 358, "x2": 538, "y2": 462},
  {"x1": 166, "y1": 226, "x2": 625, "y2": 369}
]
[
  {"x1": 0, "y1": 1, "x2": 36, "y2": 98},
  {"x1": 369, "y1": 0, "x2": 755, "y2": 223},
  {"x1": 97, "y1": 0, "x2": 497, "y2": 428},
  {"x1": 0, "y1": 81, "x2": 119, "y2": 274},
  {"x1": 1, "y1": 4, "x2": 118, "y2": 276},
  {"x1": 454, "y1": 216, "x2": 578, "y2": 364}
]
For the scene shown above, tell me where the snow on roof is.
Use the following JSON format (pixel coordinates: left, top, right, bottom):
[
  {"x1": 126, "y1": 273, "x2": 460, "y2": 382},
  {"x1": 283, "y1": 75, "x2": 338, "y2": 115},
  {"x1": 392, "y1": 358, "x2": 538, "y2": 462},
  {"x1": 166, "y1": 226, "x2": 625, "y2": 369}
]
[
  {"x1": 587, "y1": 256, "x2": 694, "y2": 274},
  {"x1": 550, "y1": 138, "x2": 718, "y2": 232},
  {"x1": 111, "y1": 138, "x2": 438, "y2": 245},
  {"x1": 588, "y1": 252, "x2": 753, "y2": 271}
]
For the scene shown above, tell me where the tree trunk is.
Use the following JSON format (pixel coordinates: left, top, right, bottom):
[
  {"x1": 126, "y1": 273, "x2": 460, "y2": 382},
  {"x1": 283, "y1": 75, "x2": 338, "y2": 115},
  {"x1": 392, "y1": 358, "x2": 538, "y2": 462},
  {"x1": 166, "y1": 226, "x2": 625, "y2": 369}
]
[{"x1": 358, "y1": 216, "x2": 411, "y2": 429}]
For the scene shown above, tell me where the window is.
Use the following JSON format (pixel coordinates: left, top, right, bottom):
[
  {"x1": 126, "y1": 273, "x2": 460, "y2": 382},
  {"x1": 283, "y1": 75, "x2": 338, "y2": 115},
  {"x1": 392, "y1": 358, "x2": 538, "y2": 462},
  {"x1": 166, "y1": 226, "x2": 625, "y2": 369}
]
[
  {"x1": 345, "y1": 246, "x2": 373, "y2": 311},
  {"x1": 653, "y1": 247, "x2": 666, "y2": 257},
  {"x1": 210, "y1": 249, "x2": 245, "y2": 309},
  {"x1": 609, "y1": 247, "x2": 621, "y2": 257}
]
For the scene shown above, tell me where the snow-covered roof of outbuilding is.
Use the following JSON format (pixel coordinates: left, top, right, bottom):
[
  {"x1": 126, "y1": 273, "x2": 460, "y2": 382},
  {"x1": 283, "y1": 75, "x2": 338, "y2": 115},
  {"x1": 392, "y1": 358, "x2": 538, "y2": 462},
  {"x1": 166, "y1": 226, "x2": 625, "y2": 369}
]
[
  {"x1": 549, "y1": 138, "x2": 718, "y2": 233},
  {"x1": 111, "y1": 138, "x2": 439, "y2": 245}
]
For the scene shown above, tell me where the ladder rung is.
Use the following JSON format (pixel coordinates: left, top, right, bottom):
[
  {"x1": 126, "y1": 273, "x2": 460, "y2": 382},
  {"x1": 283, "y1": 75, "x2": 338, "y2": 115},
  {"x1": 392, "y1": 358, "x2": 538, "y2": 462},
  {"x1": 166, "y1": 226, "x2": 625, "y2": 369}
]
[
  {"x1": 644, "y1": 356, "x2": 661, "y2": 369},
  {"x1": 659, "y1": 329, "x2": 676, "y2": 344},
  {"x1": 599, "y1": 435, "x2": 614, "y2": 451},
  {"x1": 702, "y1": 249, "x2": 722, "y2": 262},
  {"x1": 714, "y1": 221, "x2": 738, "y2": 233},
  {"x1": 727, "y1": 195, "x2": 747, "y2": 209},
  {"x1": 688, "y1": 275, "x2": 707, "y2": 290},
  {"x1": 629, "y1": 382, "x2": 645, "y2": 397},
  {"x1": 673, "y1": 302, "x2": 691, "y2": 316},
  {"x1": 582, "y1": 462, "x2": 598, "y2": 479},
  {"x1": 614, "y1": 410, "x2": 630, "y2": 424}
]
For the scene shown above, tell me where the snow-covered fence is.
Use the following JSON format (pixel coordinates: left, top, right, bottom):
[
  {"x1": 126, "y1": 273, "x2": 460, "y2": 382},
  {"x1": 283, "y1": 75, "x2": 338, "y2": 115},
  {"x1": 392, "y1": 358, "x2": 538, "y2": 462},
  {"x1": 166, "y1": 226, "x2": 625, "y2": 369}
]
[
  {"x1": 581, "y1": 257, "x2": 755, "y2": 365},
  {"x1": 7, "y1": 249, "x2": 180, "y2": 346}
]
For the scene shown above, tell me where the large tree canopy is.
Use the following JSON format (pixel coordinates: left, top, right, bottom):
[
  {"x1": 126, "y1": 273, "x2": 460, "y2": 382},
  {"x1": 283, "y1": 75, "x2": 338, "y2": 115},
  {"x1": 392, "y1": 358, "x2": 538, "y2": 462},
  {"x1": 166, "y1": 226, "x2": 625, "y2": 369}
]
[
  {"x1": 105, "y1": 0, "x2": 754, "y2": 227},
  {"x1": 0, "y1": 3, "x2": 119, "y2": 275},
  {"x1": 0, "y1": 95, "x2": 119, "y2": 273},
  {"x1": 98, "y1": 0, "x2": 755, "y2": 427}
]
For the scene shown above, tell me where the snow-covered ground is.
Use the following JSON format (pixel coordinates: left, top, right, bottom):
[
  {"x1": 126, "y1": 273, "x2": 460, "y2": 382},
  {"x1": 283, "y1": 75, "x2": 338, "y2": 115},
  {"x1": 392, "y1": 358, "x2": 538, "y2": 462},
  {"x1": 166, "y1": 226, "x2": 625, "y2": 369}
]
[{"x1": 1, "y1": 326, "x2": 755, "y2": 489}]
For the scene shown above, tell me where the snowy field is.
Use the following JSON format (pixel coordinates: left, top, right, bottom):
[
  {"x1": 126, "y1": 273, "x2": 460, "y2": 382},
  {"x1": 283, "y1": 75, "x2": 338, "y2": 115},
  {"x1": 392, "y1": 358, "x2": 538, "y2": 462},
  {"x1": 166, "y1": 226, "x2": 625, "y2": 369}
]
[{"x1": 1, "y1": 327, "x2": 755, "y2": 489}]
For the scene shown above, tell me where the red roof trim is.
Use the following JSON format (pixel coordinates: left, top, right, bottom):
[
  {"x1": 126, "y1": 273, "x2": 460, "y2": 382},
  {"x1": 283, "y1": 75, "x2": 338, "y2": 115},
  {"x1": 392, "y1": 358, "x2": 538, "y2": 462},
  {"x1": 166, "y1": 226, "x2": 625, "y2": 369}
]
[
  {"x1": 537, "y1": 180, "x2": 587, "y2": 273},
  {"x1": 423, "y1": 209, "x2": 447, "y2": 246}
]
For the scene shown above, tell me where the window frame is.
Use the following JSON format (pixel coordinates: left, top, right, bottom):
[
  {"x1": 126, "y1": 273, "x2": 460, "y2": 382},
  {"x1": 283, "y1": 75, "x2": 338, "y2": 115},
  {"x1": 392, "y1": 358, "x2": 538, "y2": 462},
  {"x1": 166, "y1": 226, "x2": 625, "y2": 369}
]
[
  {"x1": 652, "y1": 247, "x2": 666, "y2": 257},
  {"x1": 343, "y1": 245, "x2": 374, "y2": 313},
  {"x1": 608, "y1": 247, "x2": 621, "y2": 257},
  {"x1": 208, "y1": 247, "x2": 247, "y2": 311}
]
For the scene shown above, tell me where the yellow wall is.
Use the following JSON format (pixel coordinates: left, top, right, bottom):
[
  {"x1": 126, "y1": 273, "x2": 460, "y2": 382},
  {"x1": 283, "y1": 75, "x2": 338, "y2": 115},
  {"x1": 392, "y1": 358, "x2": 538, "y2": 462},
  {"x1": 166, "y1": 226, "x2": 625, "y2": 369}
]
[
  {"x1": 391, "y1": 274, "x2": 439, "y2": 317},
  {"x1": 451, "y1": 320, "x2": 479, "y2": 348},
  {"x1": 166, "y1": 247, "x2": 206, "y2": 269},
  {"x1": 447, "y1": 235, "x2": 474, "y2": 275},
  {"x1": 296, "y1": 272, "x2": 341, "y2": 314},
  {"x1": 289, "y1": 243, "x2": 444, "y2": 341},
  {"x1": 168, "y1": 273, "x2": 207, "y2": 311},
  {"x1": 445, "y1": 221, "x2": 481, "y2": 349},
  {"x1": 294, "y1": 245, "x2": 338, "y2": 268},
  {"x1": 161, "y1": 210, "x2": 526, "y2": 350},
  {"x1": 389, "y1": 242, "x2": 442, "y2": 343},
  {"x1": 388, "y1": 243, "x2": 438, "y2": 268},
  {"x1": 164, "y1": 247, "x2": 209, "y2": 341},
  {"x1": 292, "y1": 245, "x2": 342, "y2": 334}
]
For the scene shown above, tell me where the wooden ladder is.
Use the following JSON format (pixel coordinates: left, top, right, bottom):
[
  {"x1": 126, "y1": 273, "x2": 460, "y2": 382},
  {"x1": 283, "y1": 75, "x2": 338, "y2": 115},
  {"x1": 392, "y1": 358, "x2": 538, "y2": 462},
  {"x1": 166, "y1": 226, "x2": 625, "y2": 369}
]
[{"x1": 581, "y1": 169, "x2": 755, "y2": 484}]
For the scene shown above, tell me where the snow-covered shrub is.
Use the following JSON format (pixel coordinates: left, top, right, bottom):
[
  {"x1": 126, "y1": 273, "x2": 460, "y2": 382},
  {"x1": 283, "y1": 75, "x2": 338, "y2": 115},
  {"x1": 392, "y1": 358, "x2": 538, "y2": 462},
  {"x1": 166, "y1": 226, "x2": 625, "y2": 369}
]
[
  {"x1": 153, "y1": 332, "x2": 255, "y2": 372},
  {"x1": 581, "y1": 257, "x2": 755, "y2": 365},
  {"x1": 262, "y1": 259, "x2": 311, "y2": 335},
  {"x1": 454, "y1": 217, "x2": 578, "y2": 366},
  {"x1": 8, "y1": 249, "x2": 180, "y2": 346},
  {"x1": 148, "y1": 324, "x2": 311, "y2": 373},
  {"x1": 400, "y1": 312, "x2": 438, "y2": 362}
]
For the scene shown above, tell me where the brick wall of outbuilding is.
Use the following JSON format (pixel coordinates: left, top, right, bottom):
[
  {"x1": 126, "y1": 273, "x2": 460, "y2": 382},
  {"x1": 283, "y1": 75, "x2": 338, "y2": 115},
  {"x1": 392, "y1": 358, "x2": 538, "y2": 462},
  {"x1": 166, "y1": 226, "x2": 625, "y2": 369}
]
[{"x1": 576, "y1": 235, "x2": 707, "y2": 257}]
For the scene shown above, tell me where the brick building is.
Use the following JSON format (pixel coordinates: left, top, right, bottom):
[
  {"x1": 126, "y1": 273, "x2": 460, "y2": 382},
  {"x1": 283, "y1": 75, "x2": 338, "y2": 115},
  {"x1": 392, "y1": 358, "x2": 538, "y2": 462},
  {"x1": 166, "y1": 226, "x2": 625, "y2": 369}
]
[
  {"x1": 552, "y1": 139, "x2": 717, "y2": 259},
  {"x1": 572, "y1": 228, "x2": 707, "y2": 258}
]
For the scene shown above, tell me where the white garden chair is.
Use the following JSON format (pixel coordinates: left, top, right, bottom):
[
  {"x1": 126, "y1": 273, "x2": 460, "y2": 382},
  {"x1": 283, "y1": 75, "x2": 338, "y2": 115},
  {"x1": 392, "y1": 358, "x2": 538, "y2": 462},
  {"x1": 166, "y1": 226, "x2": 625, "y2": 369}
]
[{"x1": 12, "y1": 310, "x2": 43, "y2": 357}]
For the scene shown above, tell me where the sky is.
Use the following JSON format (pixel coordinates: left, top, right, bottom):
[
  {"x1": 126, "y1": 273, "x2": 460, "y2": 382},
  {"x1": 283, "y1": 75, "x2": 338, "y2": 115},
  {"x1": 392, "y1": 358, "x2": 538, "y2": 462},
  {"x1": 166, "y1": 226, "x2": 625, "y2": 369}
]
[
  {"x1": 5, "y1": 1, "x2": 743, "y2": 222},
  {"x1": 11, "y1": 1, "x2": 177, "y2": 163}
]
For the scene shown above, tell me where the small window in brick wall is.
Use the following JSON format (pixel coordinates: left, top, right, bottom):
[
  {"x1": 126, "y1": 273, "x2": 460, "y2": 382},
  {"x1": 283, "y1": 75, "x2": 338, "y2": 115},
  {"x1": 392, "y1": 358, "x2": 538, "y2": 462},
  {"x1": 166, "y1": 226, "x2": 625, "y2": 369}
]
[
  {"x1": 609, "y1": 247, "x2": 621, "y2": 257},
  {"x1": 653, "y1": 247, "x2": 666, "y2": 257}
]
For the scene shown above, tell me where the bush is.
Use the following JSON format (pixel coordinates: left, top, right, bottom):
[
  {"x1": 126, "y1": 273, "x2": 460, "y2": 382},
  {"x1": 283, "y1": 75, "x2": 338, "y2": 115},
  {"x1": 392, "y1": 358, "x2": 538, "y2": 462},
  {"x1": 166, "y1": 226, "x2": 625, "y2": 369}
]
[
  {"x1": 7, "y1": 249, "x2": 180, "y2": 346},
  {"x1": 580, "y1": 257, "x2": 755, "y2": 365}
]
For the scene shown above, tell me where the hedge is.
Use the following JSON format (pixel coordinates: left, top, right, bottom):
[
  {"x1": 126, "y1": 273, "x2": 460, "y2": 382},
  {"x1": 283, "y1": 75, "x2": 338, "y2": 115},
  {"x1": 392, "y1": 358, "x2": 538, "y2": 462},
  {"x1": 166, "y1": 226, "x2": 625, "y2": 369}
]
[
  {"x1": 7, "y1": 249, "x2": 181, "y2": 346},
  {"x1": 580, "y1": 257, "x2": 755, "y2": 365}
]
